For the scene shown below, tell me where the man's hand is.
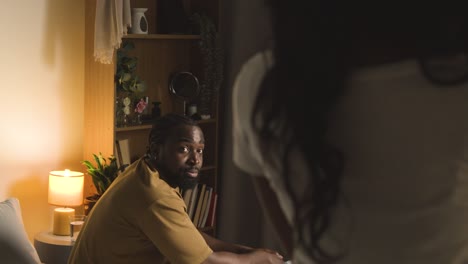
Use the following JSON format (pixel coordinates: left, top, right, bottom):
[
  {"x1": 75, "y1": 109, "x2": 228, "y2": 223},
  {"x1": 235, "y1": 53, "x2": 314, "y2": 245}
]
[
  {"x1": 240, "y1": 249, "x2": 284, "y2": 263},
  {"x1": 254, "y1": 248, "x2": 283, "y2": 258},
  {"x1": 202, "y1": 249, "x2": 284, "y2": 264},
  {"x1": 199, "y1": 231, "x2": 285, "y2": 263}
]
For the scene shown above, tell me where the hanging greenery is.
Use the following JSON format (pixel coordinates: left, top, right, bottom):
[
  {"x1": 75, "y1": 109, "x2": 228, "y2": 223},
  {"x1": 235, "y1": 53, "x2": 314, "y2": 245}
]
[
  {"x1": 190, "y1": 13, "x2": 224, "y2": 116},
  {"x1": 115, "y1": 41, "x2": 147, "y2": 94},
  {"x1": 114, "y1": 41, "x2": 148, "y2": 126}
]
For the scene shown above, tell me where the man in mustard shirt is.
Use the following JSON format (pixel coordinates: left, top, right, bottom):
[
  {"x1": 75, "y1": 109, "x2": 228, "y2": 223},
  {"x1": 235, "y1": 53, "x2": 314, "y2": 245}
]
[{"x1": 68, "y1": 113, "x2": 284, "y2": 264}]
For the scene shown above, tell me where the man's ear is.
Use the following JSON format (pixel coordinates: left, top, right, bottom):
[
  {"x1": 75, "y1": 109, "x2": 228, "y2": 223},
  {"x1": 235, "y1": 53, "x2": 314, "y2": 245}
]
[{"x1": 149, "y1": 142, "x2": 161, "y2": 160}]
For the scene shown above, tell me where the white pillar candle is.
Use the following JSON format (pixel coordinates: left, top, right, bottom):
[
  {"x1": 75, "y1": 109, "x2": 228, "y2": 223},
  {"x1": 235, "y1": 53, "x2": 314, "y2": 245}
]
[{"x1": 53, "y1": 207, "x2": 75, "y2": 236}]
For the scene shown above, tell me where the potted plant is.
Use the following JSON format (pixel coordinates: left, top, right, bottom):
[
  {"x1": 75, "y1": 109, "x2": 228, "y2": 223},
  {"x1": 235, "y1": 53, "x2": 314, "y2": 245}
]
[
  {"x1": 82, "y1": 153, "x2": 121, "y2": 215},
  {"x1": 190, "y1": 13, "x2": 224, "y2": 118}
]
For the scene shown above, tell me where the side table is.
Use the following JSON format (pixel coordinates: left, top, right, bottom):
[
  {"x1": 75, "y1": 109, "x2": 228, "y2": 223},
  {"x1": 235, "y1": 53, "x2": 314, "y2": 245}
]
[{"x1": 34, "y1": 231, "x2": 74, "y2": 264}]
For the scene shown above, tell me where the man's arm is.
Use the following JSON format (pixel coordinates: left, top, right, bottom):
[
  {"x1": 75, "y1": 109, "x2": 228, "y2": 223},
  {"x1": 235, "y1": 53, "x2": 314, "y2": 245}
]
[
  {"x1": 202, "y1": 250, "x2": 284, "y2": 264},
  {"x1": 199, "y1": 232, "x2": 284, "y2": 264},
  {"x1": 199, "y1": 232, "x2": 253, "y2": 254}
]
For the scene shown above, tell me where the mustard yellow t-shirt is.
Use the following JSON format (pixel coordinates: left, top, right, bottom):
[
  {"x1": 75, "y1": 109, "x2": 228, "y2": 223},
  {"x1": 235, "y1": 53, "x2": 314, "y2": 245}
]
[{"x1": 68, "y1": 158, "x2": 212, "y2": 264}]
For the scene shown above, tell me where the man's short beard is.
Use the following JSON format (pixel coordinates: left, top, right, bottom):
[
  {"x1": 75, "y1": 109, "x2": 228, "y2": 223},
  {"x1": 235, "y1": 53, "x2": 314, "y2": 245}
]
[
  {"x1": 157, "y1": 163, "x2": 199, "y2": 190},
  {"x1": 178, "y1": 175, "x2": 198, "y2": 190}
]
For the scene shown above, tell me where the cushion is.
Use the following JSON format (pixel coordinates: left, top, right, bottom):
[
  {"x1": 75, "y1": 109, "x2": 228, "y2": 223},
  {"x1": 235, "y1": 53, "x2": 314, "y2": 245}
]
[{"x1": 0, "y1": 197, "x2": 41, "y2": 264}]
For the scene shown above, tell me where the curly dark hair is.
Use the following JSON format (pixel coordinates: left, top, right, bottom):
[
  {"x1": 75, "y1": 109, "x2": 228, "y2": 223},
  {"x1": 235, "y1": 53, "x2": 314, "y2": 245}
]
[
  {"x1": 147, "y1": 113, "x2": 198, "y2": 153},
  {"x1": 256, "y1": 1, "x2": 468, "y2": 262},
  {"x1": 252, "y1": 2, "x2": 348, "y2": 262}
]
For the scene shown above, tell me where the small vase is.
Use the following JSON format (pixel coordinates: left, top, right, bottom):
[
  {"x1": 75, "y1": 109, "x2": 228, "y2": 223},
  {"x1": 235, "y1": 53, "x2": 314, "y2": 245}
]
[
  {"x1": 136, "y1": 114, "x2": 142, "y2": 125},
  {"x1": 131, "y1": 8, "x2": 148, "y2": 34},
  {"x1": 123, "y1": 114, "x2": 129, "y2": 126}
]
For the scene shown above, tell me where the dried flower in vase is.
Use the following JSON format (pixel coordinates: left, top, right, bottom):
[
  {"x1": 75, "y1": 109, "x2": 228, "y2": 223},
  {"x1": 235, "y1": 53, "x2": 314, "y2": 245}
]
[{"x1": 135, "y1": 98, "x2": 148, "y2": 114}]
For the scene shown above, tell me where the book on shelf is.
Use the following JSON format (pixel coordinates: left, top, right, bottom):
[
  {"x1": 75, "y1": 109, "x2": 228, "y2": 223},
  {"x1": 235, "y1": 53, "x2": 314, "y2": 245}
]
[
  {"x1": 193, "y1": 184, "x2": 207, "y2": 226},
  {"x1": 199, "y1": 186, "x2": 213, "y2": 228},
  {"x1": 196, "y1": 186, "x2": 210, "y2": 227},
  {"x1": 205, "y1": 191, "x2": 218, "y2": 228},
  {"x1": 114, "y1": 143, "x2": 122, "y2": 168},
  {"x1": 183, "y1": 188, "x2": 193, "y2": 210},
  {"x1": 187, "y1": 184, "x2": 199, "y2": 220},
  {"x1": 115, "y1": 138, "x2": 131, "y2": 167},
  {"x1": 183, "y1": 184, "x2": 218, "y2": 228}
]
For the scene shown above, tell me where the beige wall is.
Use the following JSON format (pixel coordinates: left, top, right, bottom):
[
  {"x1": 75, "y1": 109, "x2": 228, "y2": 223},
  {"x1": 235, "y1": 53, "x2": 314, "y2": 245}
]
[{"x1": 0, "y1": 0, "x2": 85, "y2": 240}]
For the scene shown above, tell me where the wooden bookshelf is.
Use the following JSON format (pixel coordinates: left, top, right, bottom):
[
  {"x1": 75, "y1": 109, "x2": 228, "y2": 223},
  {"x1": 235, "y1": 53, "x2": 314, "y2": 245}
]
[
  {"x1": 84, "y1": 0, "x2": 221, "y2": 234},
  {"x1": 123, "y1": 34, "x2": 201, "y2": 40}
]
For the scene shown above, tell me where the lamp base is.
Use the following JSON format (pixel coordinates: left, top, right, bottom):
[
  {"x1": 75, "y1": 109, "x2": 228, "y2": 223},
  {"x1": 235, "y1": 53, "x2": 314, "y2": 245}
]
[{"x1": 53, "y1": 208, "x2": 75, "y2": 236}]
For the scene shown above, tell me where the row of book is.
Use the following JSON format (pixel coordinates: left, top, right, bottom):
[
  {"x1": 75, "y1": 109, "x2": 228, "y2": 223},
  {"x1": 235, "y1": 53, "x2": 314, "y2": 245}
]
[{"x1": 183, "y1": 183, "x2": 218, "y2": 228}]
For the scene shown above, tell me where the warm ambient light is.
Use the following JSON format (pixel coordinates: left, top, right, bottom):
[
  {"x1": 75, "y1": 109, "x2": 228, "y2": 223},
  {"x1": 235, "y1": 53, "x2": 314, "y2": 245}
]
[{"x1": 48, "y1": 169, "x2": 84, "y2": 236}]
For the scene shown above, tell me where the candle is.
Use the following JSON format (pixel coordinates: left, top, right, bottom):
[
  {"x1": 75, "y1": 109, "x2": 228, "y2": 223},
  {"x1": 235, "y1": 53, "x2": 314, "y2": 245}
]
[{"x1": 53, "y1": 208, "x2": 74, "y2": 236}]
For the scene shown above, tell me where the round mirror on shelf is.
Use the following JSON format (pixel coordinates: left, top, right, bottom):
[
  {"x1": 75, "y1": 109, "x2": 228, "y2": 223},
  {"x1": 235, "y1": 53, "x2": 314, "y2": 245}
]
[{"x1": 169, "y1": 71, "x2": 200, "y2": 116}]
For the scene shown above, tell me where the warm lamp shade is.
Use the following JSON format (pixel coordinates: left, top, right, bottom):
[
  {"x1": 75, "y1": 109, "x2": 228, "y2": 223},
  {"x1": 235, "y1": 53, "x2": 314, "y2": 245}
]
[{"x1": 48, "y1": 170, "x2": 84, "y2": 207}]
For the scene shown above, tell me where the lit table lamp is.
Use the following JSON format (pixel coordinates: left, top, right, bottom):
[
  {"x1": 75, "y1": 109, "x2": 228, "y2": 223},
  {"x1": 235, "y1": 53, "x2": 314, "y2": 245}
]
[{"x1": 48, "y1": 169, "x2": 84, "y2": 236}]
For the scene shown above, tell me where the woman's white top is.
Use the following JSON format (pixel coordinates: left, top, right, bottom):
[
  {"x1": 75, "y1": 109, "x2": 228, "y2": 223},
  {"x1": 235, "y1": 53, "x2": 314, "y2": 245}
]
[{"x1": 232, "y1": 50, "x2": 468, "y2": 263}]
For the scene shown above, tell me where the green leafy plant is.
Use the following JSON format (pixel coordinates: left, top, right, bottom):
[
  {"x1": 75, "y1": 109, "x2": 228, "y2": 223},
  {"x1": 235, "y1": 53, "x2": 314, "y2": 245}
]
[
  {"x1": 115, "y1": 41, "x2": 147, "y2": 94},
  {"x1": 82, "y1": 153, "x2": 120, "y2": 200}
]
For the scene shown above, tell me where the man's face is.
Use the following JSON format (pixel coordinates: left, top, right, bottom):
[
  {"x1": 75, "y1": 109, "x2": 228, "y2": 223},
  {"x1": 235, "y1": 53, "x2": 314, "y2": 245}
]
[{"x1": 156, "y1": 125, "x2": 204, "y2": 189}]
